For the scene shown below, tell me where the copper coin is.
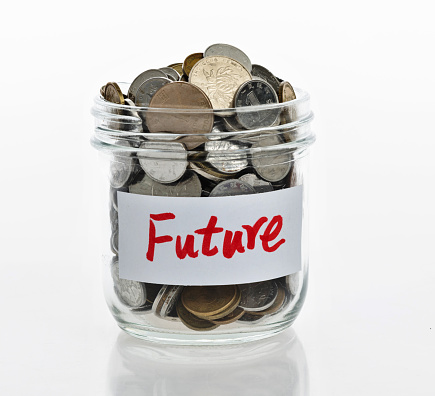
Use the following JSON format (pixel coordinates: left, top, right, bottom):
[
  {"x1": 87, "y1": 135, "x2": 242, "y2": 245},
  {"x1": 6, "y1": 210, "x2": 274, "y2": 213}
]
[
  {"x1": 181, "y1": 285, "x2": 239, "y2": 319},
  {"x1": 176, "y1": 301, "x2": 219, "y2": 331},
  {"x1": 278, "y1": 81, "x2": 296, "y2": 102},
  {"x1": 210, "y1": 306, "x2": 245, "y2": 325},
  {"x1": 105, "y1": 82, "x2": 125, "y2": 105},
  {"x1": 145, "y1": 81, "x2": 214, "y2": 135},
  {"x1": 182, "y1": 52, "x2": 203, "y2": 76}
]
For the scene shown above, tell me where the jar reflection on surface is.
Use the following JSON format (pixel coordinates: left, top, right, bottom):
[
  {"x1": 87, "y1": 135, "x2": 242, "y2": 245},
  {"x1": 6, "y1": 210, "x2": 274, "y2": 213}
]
[{"x1": 107, "y1": 328, "x2": 309, "y2": 396}]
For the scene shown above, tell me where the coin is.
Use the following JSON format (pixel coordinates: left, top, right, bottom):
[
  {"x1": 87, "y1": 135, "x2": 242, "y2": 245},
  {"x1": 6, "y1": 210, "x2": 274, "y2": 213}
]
[
  {"x1": 251, "y1": 135, "x2": 291, "y2": 182},
  {"x1": 144, "y1": 283, "x2": 163, "y2": 304},
  {"x1": 205, "y1": 140, "x2": 249, "y2": 175},
  {"x1": 176, "y1": 301, "x2": 219, "y2": 331},
  {"x1": 238, "y1": 281, "x2": 278, "y2": 312},
  {"x1": 109, "y1": 155, "x2": 136, "y2": 188},
  {"x1": 209, "y1": 179, "x2": 256, "y2": 197},
  {"x1": 110, "y1": 186, "x2": 129, "y2": 211},
  {"x1": 182, "y1": 52, "x2": 203, "y2": 76},
  {"x1": 209, "y1": 306, "x2": 245, "y2": 325},
  {"x1": 204, "y1": 43, "x2": 252, "y2": 73},
  {"x1": 251, "y1": 64, "x2": 280, "y2": 94},
  {"x1": 135, "y1": 77, "x2": 171, "y2": 107},
  {"x1": 110, "y1": 228, "x2": 118, "y2": 255},
  {"x1": 145, "y1": 81, "x2": 214, "y2": 137},
  {"x1": 167, "y1": 63, "x2": 184, "y2": 76},
  {"x1": 234, "y1": 80, "x2": 280, "y2": 129},
  {"x1": 100, "y1": 84, "x2": 106, "y2": 98},
  {"x1": 278, "y1": 81, "x2": 296, "y2": 102},
  {"x1": 110, "y1": 205, "x2": 119, "y2": 232},
  {"x1": 129, "y1": 170, "x2": 202, "y2": 197},
  {"x1": 111, "y1": 258, "x2": 148, "y2": 308},
  {"x1": 137, "y1": 141, "x2": 187, "y2": 184},
  {"x1": 246, "y1": 286, "x2": 286, "y2": 316},
  {"x1": 222, "y1": 115, "x2": 244, "y2": 132},
  {"x1": 189, "y1": 56, "x2": 252, "y2": 110},
  {"x1": 290, "y1": 161, "x2": 303, "y2": 187},
  {"x1": 105, "y1": 82, "x2": 125, "y2": 105},
  {"x1": 159, "y1": 66, "x2": 180, "y2": 81},
  {"x1": 181, "y1": 285, "x2": 239, "y2": 319},
  {"x1": 153, "y1": 285, "x2": 183, "y2": 318},
  {"x1": 288, "y1": 272, "x2": 300, "y2": 296},
  {"x1": 128, "y1": 69, "x2": 167, "y2": 102},
  {"x1": 238, "y1": 173, "x2": 274, "y2": 193}
]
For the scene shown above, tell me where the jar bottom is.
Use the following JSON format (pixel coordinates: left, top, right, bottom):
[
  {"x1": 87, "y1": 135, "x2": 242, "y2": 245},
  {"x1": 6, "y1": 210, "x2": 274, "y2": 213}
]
[{"x1": 116, "y1": 319, "x2": 295, "y2": 346}]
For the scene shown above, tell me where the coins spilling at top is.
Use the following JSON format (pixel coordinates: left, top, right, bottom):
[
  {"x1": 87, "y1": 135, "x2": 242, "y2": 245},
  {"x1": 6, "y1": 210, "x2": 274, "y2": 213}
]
[
  {"x1": 101, "y1": 44, "x2": 304, "y2": 332},
  {"x1": 100, "y1": 43, "x2": 297, "y2": 135}
]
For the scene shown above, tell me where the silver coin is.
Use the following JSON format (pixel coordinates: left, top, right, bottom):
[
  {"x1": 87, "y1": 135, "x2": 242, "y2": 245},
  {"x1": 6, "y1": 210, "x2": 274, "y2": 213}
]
[
  {"x1": 290, "y1": 162, "x2": 303, "y2": 187},
  {"x1": 152, "y1": 285, "x2": 183, "y2": 318},
  {"x1": 251, "y1": 135, "x2": 291, "y2": 182},
  {"x1": 129, "y1": 170, "x2": 202, "y2": 197},
  {"x1": 222, "y1": 115, "x2": 244, "y2": 132},
  {"x1": 251, "y1": 64, "x2": 280, "y2": 94},
  {"x1": 137, "y1": 142, "x2": 187, "y2": 184},
  {"x1": 128, "y1": 69, "x2": 167, "y2": 102},
  {"x1": 204, "y1": 43, "x2": 252, "y2": 72},
  {"x1": 111, "y1": 258, "x2": 147, "y2": 308},
  {"x1": 238, "y1": 173, "x2": 274, "y2": 193},
  {"x1": 135, "y1": 77, "x2": 171, "y2": 107},
  {"x1": 234, "y1": 80, "x2": 280, "y2": 129},
  {"x1": 109, "y1": 155, "x2": 136, "y2": 188},
  {"x1": 288, "y1": 272, "x2": 300, "y2": 296},
  {"x1": 159, "y1": 67, "x2": 180, "y2": 81},
  {"x1": 208, "y1": 119, "x2": 227, "y2": 140},
  {"x1": 188, "y1": 161, "x2": 227, "y2": 183},
  {"x1": 110, "y1": 229, "x2": 118, "y2": 255},
  {"x1": 238, "y1": 312, "x2": 266, "y2": 323},
  {"x1": 238, "y1": 281, "x2": 278, "y2": 312},
  {"x1": 110, "y1": 186, "x2": 129, "y2": 211},
  {"x1": 110, "y1": 205, "x2": 119, "y2": 232},
  {"x1": 209, "y1": 179, "x2": 256, "y2": 197},
  {"x1": 205, "y1": 140, "x2": 249, "y2": 175}
]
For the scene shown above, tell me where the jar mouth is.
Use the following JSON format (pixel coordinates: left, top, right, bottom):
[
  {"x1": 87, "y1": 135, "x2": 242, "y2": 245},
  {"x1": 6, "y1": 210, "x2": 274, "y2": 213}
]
[
  {"x1": 94, "y1": 82, "x2": 310, "y2": 114},
  {"x1": 91, "y1": 82, "x2": 315, "y2": 155}
]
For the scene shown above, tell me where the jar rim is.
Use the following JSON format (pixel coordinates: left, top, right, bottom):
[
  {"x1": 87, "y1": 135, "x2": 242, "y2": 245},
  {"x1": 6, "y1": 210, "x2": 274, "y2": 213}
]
[{"x1": 94, "y1": 82, "x2": 310, "y2": 114}]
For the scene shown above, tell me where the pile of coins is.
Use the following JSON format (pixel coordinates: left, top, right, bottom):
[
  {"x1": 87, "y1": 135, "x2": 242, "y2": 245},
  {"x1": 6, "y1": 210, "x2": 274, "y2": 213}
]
[
  {"x1": 100, "y1": 43, "x2": 304, "y2": 331},
  {"x1": 111, "y1": 256, "x2": 301, "y2": 331}
]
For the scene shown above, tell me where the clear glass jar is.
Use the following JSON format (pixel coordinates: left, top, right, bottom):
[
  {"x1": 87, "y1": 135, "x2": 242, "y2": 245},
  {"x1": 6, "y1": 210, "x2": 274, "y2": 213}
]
[{"x1": 91, "y1": 83, "x2": 315, "y2": 345}]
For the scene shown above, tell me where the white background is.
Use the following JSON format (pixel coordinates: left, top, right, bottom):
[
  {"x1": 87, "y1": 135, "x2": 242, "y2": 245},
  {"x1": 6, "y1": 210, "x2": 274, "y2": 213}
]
[{"x1": 1, "y1": 1, "x2": 434, "y2": 395}]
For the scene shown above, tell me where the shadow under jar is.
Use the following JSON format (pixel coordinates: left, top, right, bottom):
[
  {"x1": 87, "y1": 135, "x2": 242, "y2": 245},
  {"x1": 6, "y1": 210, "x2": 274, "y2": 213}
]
[{"x1": 91, "y1": 83, "x2": 315, "y2": 345}]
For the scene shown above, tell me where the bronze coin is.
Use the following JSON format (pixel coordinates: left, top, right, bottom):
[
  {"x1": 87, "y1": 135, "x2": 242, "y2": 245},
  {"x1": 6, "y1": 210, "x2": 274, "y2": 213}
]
[
  {"x1": 181, "y1": 285, "x2": 239, "y2": 319},
  {"x1": 182, "y1": 52, "x2": 203, "y2": 76},
  {"x1": 246, "y1": 287, "x2": 286, "y2": 316},
  {"x1": 167, "y1": 62, "x2": 184, "y2": 76},
  {"x1": 105, "y1": 82, "x2": 125, "y2": 105},
  {"x1": 210, "y1": 306, "x2": 245, "y2": 325},
  {"x1": 204, "y1": 287, "x2": 241, "y2": 320},
  {"x1": 176, "y1": 301, "x2": 219, "y2": 331},
  {"x1": 278, "y1": 81, "x2": 296, "y2": 103},
  {"x1": 100, "y1": 84, "x2": 107, "y2": 98},
  {"x1": 145, "y1": 81, "x2": 214, "y2": 135}
]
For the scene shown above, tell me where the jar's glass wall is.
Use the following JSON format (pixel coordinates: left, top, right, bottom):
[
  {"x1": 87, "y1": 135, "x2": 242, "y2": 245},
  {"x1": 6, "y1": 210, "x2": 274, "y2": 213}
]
[{"x1": 92, "y1": 88, "x2": 314, "y2": 345}]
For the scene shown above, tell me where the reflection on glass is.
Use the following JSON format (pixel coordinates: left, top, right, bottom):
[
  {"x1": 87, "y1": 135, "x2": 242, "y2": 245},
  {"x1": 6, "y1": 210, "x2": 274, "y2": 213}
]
[{"x1": 107, "y1": 328, "x2": 309, "y2": 395}]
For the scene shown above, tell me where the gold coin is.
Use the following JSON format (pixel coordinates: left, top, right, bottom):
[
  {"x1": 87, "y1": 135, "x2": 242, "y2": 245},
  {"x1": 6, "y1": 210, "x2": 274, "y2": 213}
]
[
  {"x1": 210, "y1": 306, "x2": 245, "y2": 325},
  {"x1": 176, "y1": 301, "x2": 219, "y2": 331},
  {"x1": 278, "y1": 81, "x2": 296, "y2": 102},
  {"x1": 246, "y1": 287, "x2": 286, "y2": 316},
  {"x1": 182, "y1": 53, "x2": 203, "y2": 76},
  {"x1": 204, "y1": 287, "x2": 241, "y2": 320},
  {"x1": 100, "y1": 84, "x2": 107, "y2": 98},
  {"x1": 146, "y1": 81, "x2": 214, "y2": 137},
  {"x1": 189, "y1": 56, "x2": 252, "y2": 110},
  {"x1": 181, "y1": 285, "x2": 239, "y2": 319},
  {"x1": 167, "y1": 62, "x2": 183, "y2": 76},
  {"x1": 105, "y1": 82, "x2": 125, "y2": 105}
]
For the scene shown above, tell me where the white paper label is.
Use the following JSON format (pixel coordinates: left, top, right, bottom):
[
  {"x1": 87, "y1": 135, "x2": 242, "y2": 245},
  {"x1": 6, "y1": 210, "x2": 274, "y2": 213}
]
[{"x1": 118, "y1": 186, "x2": 302, "y2": 285}]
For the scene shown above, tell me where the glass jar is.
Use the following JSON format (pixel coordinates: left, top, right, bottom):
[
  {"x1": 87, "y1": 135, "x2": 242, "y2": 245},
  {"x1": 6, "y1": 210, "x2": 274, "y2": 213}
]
[{"x1": 91, "y1": 83, "x2": 315, "y2": 345}]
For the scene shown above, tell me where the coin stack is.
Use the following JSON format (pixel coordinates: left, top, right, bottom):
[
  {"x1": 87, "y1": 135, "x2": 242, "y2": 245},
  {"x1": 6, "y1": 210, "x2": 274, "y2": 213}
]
[{"x1": 101, "y1": 43, "x2": 304, "y2": 331}]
